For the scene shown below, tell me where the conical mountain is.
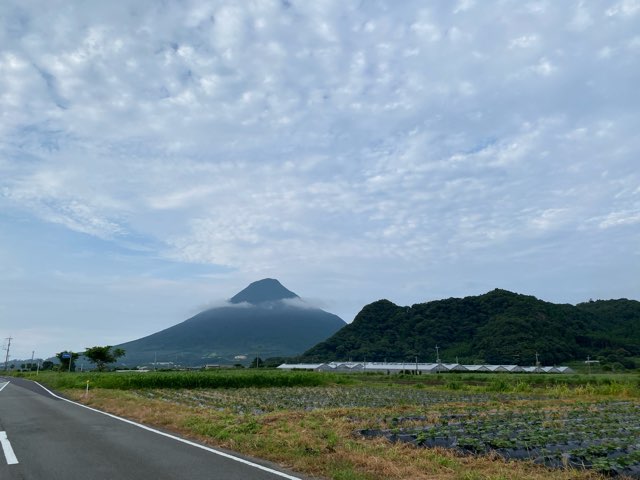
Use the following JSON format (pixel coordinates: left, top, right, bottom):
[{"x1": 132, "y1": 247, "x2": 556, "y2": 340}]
[
  {"x1": 230, "y1": 278, "x2": 298, "y2": 304},
  {"x1": 117, "y1": 279, "x2": 346, "y2": 367}
]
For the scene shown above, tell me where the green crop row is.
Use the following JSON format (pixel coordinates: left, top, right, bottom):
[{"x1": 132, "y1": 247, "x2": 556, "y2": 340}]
[
  {"x1": 19, "y1": 370, "x2": 348, "y2": 390},
  {"x1": 354, "y1": 371, "x2": 640, "y2": 396}
]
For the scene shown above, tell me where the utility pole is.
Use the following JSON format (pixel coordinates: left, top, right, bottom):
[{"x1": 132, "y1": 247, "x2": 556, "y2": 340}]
[
  {"x1": 585, "y1": 356, "x2": 600, "y2": 374},
  {"x1": 435, "y1": 345, "x2": 441, "y2": 364},
  {"x1": 3, "y1": 337, "x2": 12, "y2": 371}
]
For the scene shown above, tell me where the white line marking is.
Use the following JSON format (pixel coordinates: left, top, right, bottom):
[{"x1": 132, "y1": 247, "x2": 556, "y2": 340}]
[
  {"x1": 0, "y1": 431, "x2": 19, "y2": 465},
  {"x1": 0, "y1": 382, "x2": 9, "y2": 393},
  {"x1": 34, "y1": 382, "x2": 302, "y2": 479}
]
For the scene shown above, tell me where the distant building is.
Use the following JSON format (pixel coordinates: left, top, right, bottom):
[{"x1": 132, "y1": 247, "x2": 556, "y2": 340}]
[{"x1": 277, "y1": 362, "x2": 574, "y2": 374}]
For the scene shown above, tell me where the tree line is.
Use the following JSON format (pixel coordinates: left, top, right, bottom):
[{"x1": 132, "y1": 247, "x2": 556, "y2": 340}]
[{"x1": 53, "y1": 346, "x2": 125, "y2": 372}]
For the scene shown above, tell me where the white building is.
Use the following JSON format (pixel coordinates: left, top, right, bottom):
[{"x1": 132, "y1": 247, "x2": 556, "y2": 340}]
[{"x1": 278, "y1": 361, "x2": 574, "y2": 374}]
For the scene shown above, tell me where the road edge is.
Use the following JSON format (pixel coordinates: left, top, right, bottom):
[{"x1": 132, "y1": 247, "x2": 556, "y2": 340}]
[{"x1": 33, "y1": 381, "x2": 306, "y2": 480}]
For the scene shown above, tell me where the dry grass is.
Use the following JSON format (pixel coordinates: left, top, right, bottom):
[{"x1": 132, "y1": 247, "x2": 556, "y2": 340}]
[{"x1": 64, "y1": 388, "x2": 611, "y2": 480}]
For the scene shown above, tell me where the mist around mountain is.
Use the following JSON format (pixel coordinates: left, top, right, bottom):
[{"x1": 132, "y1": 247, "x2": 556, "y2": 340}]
[
  {"x1": 117, "y1": 279, "x2": 346, "y2": 367},
  {"x1": 299, "y1": 289, "x2": 640, "y2": 368}
]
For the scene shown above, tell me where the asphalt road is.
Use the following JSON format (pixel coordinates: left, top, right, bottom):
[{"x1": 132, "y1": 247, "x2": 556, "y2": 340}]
[{"x1": 0, "y1": 376, "x2": 307, "y2": 480}]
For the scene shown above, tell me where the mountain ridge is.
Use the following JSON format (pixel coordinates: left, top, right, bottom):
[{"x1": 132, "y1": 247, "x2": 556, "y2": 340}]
[{"x1": 299, "y1": 289, "x2": 639, "y2": 368}]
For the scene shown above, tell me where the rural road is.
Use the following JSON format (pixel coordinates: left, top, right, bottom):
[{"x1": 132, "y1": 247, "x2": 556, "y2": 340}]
[{"x1": 0, "y1": 376, "x2": 307, "y2": 480}]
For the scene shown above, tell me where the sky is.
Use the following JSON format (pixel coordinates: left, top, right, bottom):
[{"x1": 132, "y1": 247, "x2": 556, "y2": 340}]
[{"x1": 1, "y1": 0, "x2": 639, "y2": 361}]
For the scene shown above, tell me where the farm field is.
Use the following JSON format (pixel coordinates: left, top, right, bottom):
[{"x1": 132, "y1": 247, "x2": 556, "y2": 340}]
[{"x1": 23, "y1": 370, "x2": 640, "y2": 480}]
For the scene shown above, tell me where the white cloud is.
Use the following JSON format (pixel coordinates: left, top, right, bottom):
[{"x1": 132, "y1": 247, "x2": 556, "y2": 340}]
[
  {"x1": 509, "y1": 35, "x2": 539, "y2": 49},
  {"x1": 628, "y1": 35, "x2": 640, "y2": 50},
  {"x1": 0, "y1": 0, "x2": 638, "y2": 357},
  {"x1": 528, "y1": 208, "x2": 571, "y2": 232},
  {"x1": 453, "y1": 0, "x2": 475, "y2": 15},
  {"x1": 531, "y1": 57, "x2": 557, "y2": 76},
  {"x1": 598, "y1": 210, "x2": 640, "y2": 229},
  {"x1": 606, "y1": 0, "x2": 640, "y2": 17},
  {"x1": 568, "y1": 4, "x2": 594, "y2": 31},
  {"x1": 146, "y1": 186, "x2": 217, "y2": 210},
  {"x1": 280, "y1": 297, "x2": 317, "y2": 309}
]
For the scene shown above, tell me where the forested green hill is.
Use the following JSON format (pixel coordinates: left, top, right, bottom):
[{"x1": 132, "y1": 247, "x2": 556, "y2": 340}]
[{"x1": 299, "y1": 289, "x2": 639, "y2": 368}]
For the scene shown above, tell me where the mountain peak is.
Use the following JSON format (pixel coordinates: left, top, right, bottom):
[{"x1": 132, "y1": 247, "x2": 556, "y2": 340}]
[{"x1": 229, "y1": 278, "x2": 299, "y2": 305}]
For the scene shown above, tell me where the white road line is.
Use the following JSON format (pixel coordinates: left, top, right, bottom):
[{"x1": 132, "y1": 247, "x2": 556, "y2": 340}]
[
  {"x1": 34, "y1": 382, "x2": 302, "y2": 480},
  {"x1": 0, "y1": 431, "x2": 19, "y2": 465},
  {"x1": 0, "y1": 382, "x2": 9, "y2": 393}
]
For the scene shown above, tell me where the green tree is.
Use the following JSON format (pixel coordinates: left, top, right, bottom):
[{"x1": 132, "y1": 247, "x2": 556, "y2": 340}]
[
  {"x1": 84, "y1": 346, "x2": 125, "y2": 371},
  {"x1": 249, "y1": 357, "x2": 264, "y2": 368},
  {"x1": 56, "y1": 351, "x2": 80, "y2": 371},
  {"x1": 41, "y1": 360, "x2": 54, "y2": 371}
]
